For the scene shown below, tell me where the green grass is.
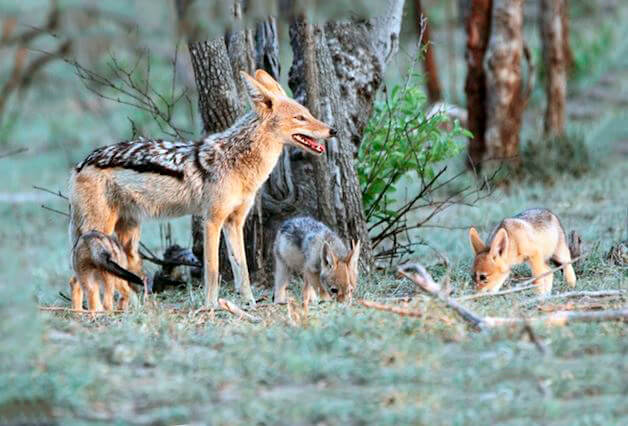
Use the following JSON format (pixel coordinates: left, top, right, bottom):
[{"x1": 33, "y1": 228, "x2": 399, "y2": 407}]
[{"x1": 1, "y1": 2, "x2": 628, "y2": 425}]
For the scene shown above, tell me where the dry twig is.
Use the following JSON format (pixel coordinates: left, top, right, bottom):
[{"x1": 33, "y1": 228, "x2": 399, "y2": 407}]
[{"x1": 359, "y1": 299, "x2": 422, "y2": 318}]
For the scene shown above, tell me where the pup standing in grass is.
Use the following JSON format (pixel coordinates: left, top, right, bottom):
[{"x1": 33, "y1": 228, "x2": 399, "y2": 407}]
[
  {"x1": 273, "y1": 217, "x2": 361, "y2": 307},
  {"x1": 469, "y1": 208, "x2": 576, "y2": 295}
]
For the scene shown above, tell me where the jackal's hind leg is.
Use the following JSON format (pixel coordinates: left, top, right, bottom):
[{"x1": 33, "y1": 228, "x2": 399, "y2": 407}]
[
  {"x1": 552, "y1": 238, "x2": 577, "y2": 287},
  {"x1": 273, "y1": 258, "x2": 291, "y2": 304}
]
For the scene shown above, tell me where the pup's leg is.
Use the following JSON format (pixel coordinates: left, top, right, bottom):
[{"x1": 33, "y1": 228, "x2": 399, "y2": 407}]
[
  {"x1": 69, "y1": 276, "x2": 84, "y2": 312},
  {"x1": 102, "y1": 272, "x2": 115, "y2": 311},
  {"x1": 552, "y1": 237, "x2": 576, "y2": 287},
  {"x1": 528, "y1": 253, "x2": 553, "y2": 295},
  {"x1": 303, "y1": 271, "x2": 319, "y2": 305},
  {"x1": 309, "y1": 272, "x2": 331, "y2": 302},
  {"x1": 273, "y1": 257, "x2": 291, "y2": 304},
  {"x1": 84, "y1": 271, "x2": 104, "y2": 312},
  {"x1": 204, "y1": 218, "x2": 223, "y2": 308},
  {"x1": 222, "y1": 208, "x2": 256, "y2": 306}
]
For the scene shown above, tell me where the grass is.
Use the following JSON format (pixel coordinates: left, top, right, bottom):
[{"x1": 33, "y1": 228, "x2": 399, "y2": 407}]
[{"x1": 1, "y1": 2, "x2": 628, "y2": 425}]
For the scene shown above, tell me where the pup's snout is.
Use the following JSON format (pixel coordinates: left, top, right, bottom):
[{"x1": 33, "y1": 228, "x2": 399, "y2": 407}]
[
  {"x1": 330, "y1": 287, "x2": 339, "y2": 294},
  {"x1": 329, "y1": 127, "x2": 337, "y2": 137}
]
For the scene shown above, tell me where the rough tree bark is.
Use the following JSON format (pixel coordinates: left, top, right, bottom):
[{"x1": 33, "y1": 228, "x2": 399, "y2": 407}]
[
  {"x1": 540, "y1": 0, "x2": 567, "y2": 137},
  {"x1": 186, "y1": 1, "x2": 406, "y2": 284},
  {"x1": 414, "y1": 0, "x2": 442, "y2": 103},
  {"x1": 484, "y1": 0, "x2": 524, "y2": 164},
  {"x1": 465, "y1": 0, "x2": 492, "y2": 170}
]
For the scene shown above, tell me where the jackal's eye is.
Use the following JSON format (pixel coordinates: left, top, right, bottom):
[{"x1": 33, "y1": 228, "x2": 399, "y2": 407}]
[{"x1": 295, "y1": 115, "x2": 306, "y2": 121}]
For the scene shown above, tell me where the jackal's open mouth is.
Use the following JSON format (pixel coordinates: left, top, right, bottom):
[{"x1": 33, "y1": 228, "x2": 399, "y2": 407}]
[{"x1": 292, "y1": 133, "x2": 326, "y2": 155}]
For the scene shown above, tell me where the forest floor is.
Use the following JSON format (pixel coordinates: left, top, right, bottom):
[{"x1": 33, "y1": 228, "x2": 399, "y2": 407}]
[{"x1": 1, "y1": 3, "x2": 627, "y2": 426}]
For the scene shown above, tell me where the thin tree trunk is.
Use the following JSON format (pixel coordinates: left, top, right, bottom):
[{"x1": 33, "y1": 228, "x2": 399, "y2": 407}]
[
  {"x1": 561, "y1": 0, "x2": 572, "y2": 72},
  {"x1": 540, "y1": 0, "x2": 567, "y2": 137},
  {"x1": 414, "y1": 0, "x2": 442, "y2": 103},
  {"x1": 188, "y1": 38, "x2": 244, "y2": 277},
  {"x1": 484, "y1": 0, "x2": 524, "y2": 164},
  {"x1": 465, "y1": 0, "x2": 492, "y2": 170}
]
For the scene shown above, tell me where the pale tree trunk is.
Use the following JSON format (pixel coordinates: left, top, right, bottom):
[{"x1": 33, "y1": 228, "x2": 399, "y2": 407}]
[
  {"x1": 465, "y1": 0, "x2": 492, "y2": 170},
  {"x1": 484, "y1": 0, "x2": 524, "y2": 164},
  {"x1": 540, "y1": 0, "x2": 567, "y2": 137},
  {"x1": 414, "y1": 0, "x2": 442, "y2": 103}
]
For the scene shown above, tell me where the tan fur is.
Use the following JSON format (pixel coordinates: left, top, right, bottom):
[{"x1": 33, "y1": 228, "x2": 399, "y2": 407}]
[
  {"x1": 70, "y1": 231, "x2": 140, "y2": 312},
  {"x1": 69, "y1": 70, "x2": 334, "y2": 309},
  {"x1": 469, "y1": 208, "x2": 576, "y2": 295}
]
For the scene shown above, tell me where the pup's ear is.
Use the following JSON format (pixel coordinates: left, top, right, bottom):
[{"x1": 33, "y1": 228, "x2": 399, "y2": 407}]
[
  {"x1": 468, "y1": 227, "x2": 485, "y2": 255},
  {"x1": 348, "y1": 240, "x2": 361, "y2": 273},
  {"x1": 489, "y1": 228, "x2": 509, "y2": 259},
  {"x1": 321, "y1": 242, "x2": 337, "y2": 269},
  {"x1": 241, "y1": 71, "x2": 275, "y2": 113},
  {"x1": 254, "y1": 69, "x2": 287, "y2": 96}
]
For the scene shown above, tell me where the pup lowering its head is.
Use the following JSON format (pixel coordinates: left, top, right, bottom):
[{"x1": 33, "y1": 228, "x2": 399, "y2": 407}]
[{"x1": 468, "y1": 208, "x2": 576, "y2": 295}]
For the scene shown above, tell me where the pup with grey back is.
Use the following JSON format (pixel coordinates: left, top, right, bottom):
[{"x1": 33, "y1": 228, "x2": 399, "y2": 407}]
[{"x1": 273, "y1": 217, "x2": 361, "y2": 306}]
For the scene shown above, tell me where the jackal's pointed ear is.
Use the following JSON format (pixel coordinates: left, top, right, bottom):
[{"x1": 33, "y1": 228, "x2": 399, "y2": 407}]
[
  {"x1": 489, "y1": 228, "x2": 509, "y2": 259},
  {"x1": 321, "y1": 242, "x2": 337, "y2": 269},
  {"x1": 254, "y1": 69, "x2": 287, "y2": 96},
  {"x1": 348, "y1": 240, "x2": 361, "y2": 272},
  {"x1": 241, "y1": 71, "x2": 275, "y2": 113},
  {"x1": 469, "y1": 227, "x2": 485, "y2": 255}
]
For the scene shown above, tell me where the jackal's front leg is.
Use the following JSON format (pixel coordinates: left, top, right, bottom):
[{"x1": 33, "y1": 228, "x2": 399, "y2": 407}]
[
  {"x1": 204, "y1": 220, "x2": 222, "y2": 308},
  {"x1": 223, "y1": 216, "x2": 256, "y2": 307}
]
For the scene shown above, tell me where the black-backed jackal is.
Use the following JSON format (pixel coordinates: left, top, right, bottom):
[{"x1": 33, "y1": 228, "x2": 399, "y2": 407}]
[
  {"x1": 468, "y1": 208, "x2": 577, "y2": 295},
  {"x1": 69, "y1": 70, "x2": 335, "y2": 310},
  {"x1": 70, "y1": 230, "x2": 143, "y2": 311},
  {"x1": 273, "y1": 217, "x2": 361, "y2": 306}
]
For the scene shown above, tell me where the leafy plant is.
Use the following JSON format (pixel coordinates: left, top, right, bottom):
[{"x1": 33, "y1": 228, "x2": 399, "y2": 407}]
[{"x1": 357, "y1": 74, "x2": 477, "y2": 262}]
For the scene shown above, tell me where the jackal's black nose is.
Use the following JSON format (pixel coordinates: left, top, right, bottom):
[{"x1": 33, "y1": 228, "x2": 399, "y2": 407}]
[
  {"x1": 329, "y1": 127, "x2": 337, "y2": 137},
  {"x1": 330, "y1": 287, "x2": 339, "y2": 294}
]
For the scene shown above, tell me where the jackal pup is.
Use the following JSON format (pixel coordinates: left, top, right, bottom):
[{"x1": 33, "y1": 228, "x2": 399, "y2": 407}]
[
  {"x1": 70, "y1": 230, "x2": 143, "y2": 312},
  {"x1": 273, "y1": 217, "x2": 361, "y2": 305},
  {"x1": 468, "y1": 208, "x2": 576, "y2": 295}
]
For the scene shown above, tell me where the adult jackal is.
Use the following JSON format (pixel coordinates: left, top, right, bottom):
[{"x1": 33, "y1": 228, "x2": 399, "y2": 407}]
[{"x1": 69, "y1": 70, "x2": 335, "y2": 310}]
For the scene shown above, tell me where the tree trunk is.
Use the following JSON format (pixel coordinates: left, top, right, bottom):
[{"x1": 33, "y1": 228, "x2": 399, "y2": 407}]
[
  {"x1": 465, "y1": 0, "x2": 492, "y2": 170},
  {"x1": 484, "y1": 0, "x2": 524, "y2": 164},
  {"x1": 187, "y1": 2, "x2": 406, "y2": 284},
  {"x1": 561, "y1": 0, "x2": 572, "y2": 72},
  {"x1": 188, "y1": 38, "x2": 245, "y2": 280},
  {"x1": 540, "y1": 0, "x2": 567, "y2": 137},
  {"x1": 414, "y1": 0, "x2": 442, "y2": 103}
]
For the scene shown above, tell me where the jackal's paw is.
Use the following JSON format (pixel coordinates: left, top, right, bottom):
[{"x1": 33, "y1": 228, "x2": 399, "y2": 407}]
[{"x1": 243, "y1": 297, "x2": 257, "y2": 309}]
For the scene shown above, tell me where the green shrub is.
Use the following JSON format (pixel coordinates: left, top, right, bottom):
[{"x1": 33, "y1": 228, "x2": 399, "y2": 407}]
[{"x1": 357, "y1": 76, "x2": 469, "y2": 224}]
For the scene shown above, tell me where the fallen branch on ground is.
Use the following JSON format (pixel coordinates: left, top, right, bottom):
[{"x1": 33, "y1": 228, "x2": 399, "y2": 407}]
[
  {"x1": 521, "y1": 290, "x2": 626, "y2": 307},
  {"x1": 398, "y1": 264, "x2": 487, "y2": 330},
  {"x1": 483, "y1": 309, "x2": 628, "y2": 327},
  {"x1": 359, "y1": 299, "x2": 422, "y2": 318},
  {"x1": 218, "y1": 298, "x2": 262, "y2": 323},
  {"x1": 397, "y1": 263, "x2": 628, "y2": 330}
]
